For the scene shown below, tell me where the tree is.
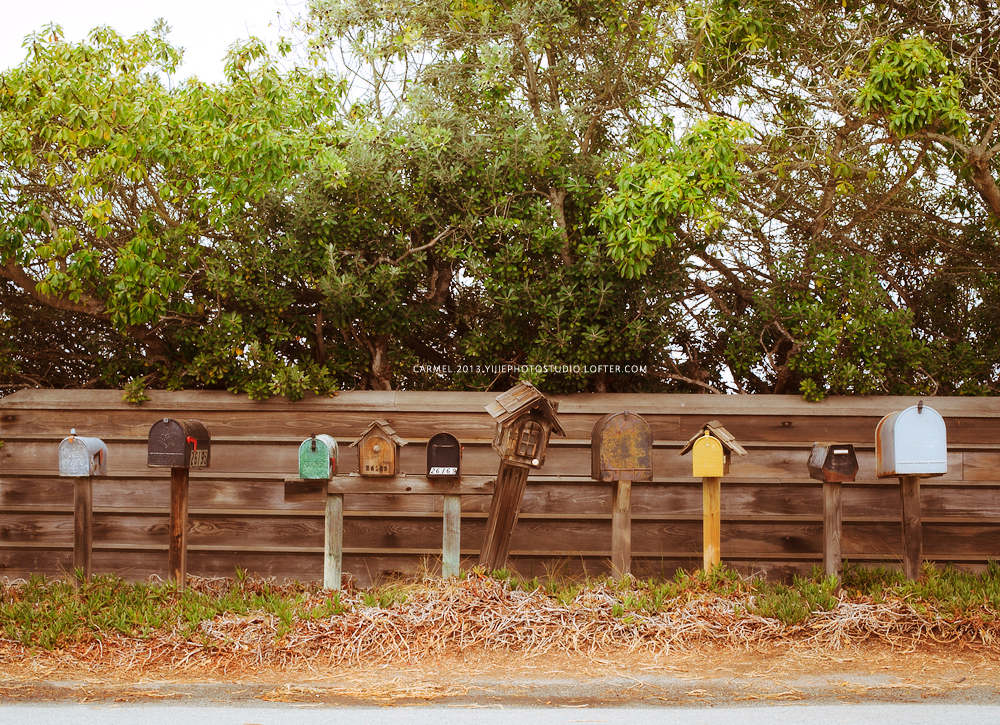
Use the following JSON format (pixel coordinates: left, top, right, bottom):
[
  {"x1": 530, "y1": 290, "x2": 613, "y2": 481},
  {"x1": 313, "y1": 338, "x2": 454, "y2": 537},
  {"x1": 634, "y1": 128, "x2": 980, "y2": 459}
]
[{"x1": 0, "y1": 23, "x2": 346, "y2": 398}]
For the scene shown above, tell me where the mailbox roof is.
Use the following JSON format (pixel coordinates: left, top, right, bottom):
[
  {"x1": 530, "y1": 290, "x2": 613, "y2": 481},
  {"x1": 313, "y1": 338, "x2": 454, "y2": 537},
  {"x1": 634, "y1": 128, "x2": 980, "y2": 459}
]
[
  {"x1": 349, "y1": 419, "x2": 407, "y2": 448},
  {"x1": 485, "y1": 382, "x2": 565, "y2": 436},
  {"x1": 680, "y1": 420, "x2": 748, "y2": 457}
]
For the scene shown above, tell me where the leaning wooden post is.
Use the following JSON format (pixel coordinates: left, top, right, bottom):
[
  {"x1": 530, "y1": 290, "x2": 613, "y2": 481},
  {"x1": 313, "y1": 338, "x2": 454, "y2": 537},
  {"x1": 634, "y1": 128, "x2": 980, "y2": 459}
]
[
  {"x1": 680, "y1": 421, "x2": 747, "y2": 573},
  {"x1": 148, "y1": 418, "x2": 211, "y2": 593},
  {"x1": 591, "y1": 412, "x2": 653, "y2": 580},
  {"x1": 59, "y1": 430, "x2": 108, "y2": 586},
  {"x1": 875, "y1": 401, "x2": 947, "y2": 581},
  {"x1": 807, "y1": 443, "x2": 859, "y2": 582},
  {"x1": 479, "y1": 382, "x2": 564, "y2": 572}
]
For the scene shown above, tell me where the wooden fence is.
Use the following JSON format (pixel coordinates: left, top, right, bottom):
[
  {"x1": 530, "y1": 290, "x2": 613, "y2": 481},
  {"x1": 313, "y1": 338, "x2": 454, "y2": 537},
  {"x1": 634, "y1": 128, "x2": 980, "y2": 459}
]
[{"x1": 2, "y1": 390, "x2": 999, "y2": 586}]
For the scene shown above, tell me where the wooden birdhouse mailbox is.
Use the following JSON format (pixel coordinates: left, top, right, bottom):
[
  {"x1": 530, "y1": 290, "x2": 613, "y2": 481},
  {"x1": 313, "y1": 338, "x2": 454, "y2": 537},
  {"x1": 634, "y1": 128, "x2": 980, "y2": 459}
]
[
  {"x1": 59, "y1": 429, "x2": 108, "y2": 477},
  {"x1": 298, "y1": 434, "x2": 338, "y2": 480},
  {"x1": 486, "y1": 382, "x2": 564, "y2": 468},
  {"x1": 875, "y1": 403, "x2": 947, "y2": 478},
  {"x1": 147, "y1": 418, "x2": 211, "y2": 469},
  {"x1": 591, "y1": 412, "x2": 652, "y2": 482},
  {"x1": 680, "y1": 420, "x2": 747, "y2": 477},
  {"x1": 351, "y1": 419, "x2": 407, "y2": 477},
  {"x1": 808, "y1": 443, "x2": 859, "y2": 483},
  {"x1": 427, "y1": 432, "x2": 461, "y2": 478}
]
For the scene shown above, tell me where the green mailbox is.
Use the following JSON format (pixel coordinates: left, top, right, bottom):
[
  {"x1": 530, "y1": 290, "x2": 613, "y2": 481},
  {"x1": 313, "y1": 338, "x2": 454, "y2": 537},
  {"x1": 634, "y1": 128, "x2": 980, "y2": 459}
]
[{"x1": 298, "y1": 434, "x2": 339, "y2": 480}]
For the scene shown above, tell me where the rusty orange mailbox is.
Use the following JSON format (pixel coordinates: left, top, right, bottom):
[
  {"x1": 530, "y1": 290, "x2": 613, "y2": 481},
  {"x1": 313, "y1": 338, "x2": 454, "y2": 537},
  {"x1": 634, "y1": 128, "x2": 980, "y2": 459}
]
[
  {"x1": 591, "y1": 411, "x2": 652, "y2": 580},
  {"x1": 591, "y1": 411, "x2": 653, "y2": 482}
]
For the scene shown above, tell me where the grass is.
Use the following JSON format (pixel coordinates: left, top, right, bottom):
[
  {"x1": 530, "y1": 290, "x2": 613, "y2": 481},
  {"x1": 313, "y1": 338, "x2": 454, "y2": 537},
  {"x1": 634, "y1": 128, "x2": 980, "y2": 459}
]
[{"x1": 2, "y1": 562, "x2": 1000, "y2": 653}]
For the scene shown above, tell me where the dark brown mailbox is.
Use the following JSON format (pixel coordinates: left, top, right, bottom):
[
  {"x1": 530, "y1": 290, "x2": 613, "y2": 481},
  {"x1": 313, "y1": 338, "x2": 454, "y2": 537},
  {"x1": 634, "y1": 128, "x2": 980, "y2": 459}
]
[
  {"x1": 487, "y1": 382, "x2": 564, "y2": 468},
  {"x1": 427, "y1": 432, "x2": 461, "y2": 478},
  {"x1": 147, "y1": 418, "x2": 211, "y2": 468},
  {"x1": 591, "y1": 412, "x2": 653, "y2": 482},
  {"x1": 807, "y1": 443, "x2": 859, "y2": 483},
  {"x1": 350, "y1": 419, "x2": 407, "y2": 477}
]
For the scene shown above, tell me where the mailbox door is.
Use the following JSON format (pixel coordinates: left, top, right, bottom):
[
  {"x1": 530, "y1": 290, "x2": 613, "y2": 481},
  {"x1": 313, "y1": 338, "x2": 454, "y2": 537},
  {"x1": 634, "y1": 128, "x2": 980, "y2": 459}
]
[
  {"x1": 59, "y1": 437, "x2": 107, "y2": 476},
  {"x1": 877, "y1": 406, "x2": 947, "y2": 477},
  {"x1": 148, "y1": 419, "x2": 186, "y2": 467},
  {"x1": 692, "y1": 435, "x2": 725, "y2": 478},
  {"x1": 299, "y1": 437, "x2": 334, "y2": 480},
  {"x1": 591, "y1": 412, "x2": 652, "y2": 482},
  {"x1": 427, "y1": 433, "x2": 461, "y2": 477},
  {"x1": 360, "y1": 433, "x2": 395, "y2": 476}
]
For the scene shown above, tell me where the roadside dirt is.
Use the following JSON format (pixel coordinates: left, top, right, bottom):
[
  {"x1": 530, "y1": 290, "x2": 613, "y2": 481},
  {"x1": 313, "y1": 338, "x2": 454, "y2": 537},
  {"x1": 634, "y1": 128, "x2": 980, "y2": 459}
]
[{"x1": 2, "y1": 640, "x2": 998, "y2": 707}]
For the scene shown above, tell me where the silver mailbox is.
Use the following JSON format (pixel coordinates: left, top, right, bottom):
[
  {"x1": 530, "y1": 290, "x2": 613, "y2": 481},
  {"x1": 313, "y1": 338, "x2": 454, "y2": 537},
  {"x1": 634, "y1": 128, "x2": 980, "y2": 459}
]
[
  {"x1": 876, "y1": 403, "x2": 947, "y2": 478},
  {"x1": 59, "y1": 429, "x2": 108, "y2": 477}
]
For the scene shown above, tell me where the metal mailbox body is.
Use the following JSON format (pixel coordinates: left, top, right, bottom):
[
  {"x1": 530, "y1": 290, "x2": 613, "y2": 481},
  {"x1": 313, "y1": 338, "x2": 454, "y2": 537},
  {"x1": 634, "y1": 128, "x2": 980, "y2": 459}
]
[
  {"x1": 808, "y1": 443, "x2": 859, "y2": 483},
  {"x1": 298, "y1": 434, "x2": 338, "y2": 480},
  {"x1": 875, "y1": 404, "x2": 947, "y2": 478},
  {"x1": 691, "y1": 434, "x2": 725, "y2": 478},
  {"x1": 147, "y1": 418, "x2": 211, "y2": 468},
  {"x1": 59, "y1": 431, "x2": 108, "y2": 476},
  {"x1": 427, "y1": 432, "x2": 462, "y2": 478},
  {"x1": 591, "y1": 412, "x2": 653, "y2": 482}
]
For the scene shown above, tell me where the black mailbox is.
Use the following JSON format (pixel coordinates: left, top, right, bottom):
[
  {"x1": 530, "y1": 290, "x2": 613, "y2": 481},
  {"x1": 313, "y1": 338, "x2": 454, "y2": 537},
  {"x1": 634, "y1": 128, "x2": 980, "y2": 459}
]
[
  {"x1": 148, "y1": 418, "x2": 211, "y2": 468},
  {"x1": 427, "y1": 432, "x2": 461, "y2": 478},
  {"x1": 807, "y1": 443, "x2": 858, "y2": 483}
]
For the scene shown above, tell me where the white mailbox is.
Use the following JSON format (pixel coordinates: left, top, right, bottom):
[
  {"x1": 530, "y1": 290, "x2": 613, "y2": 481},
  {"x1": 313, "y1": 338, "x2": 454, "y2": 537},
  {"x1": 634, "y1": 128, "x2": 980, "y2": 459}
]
[
  {"x1": 875, "y1": 403, "x2": 947, "y2": 478},
  {"x1": 59, "y1": 429, "x2": 108, "y2": 477}
]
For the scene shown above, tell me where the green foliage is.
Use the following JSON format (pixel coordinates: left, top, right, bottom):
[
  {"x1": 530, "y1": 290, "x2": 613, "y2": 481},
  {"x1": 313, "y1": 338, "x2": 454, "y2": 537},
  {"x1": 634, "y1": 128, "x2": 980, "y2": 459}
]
[{"x1": 857, "y1": 36, "x2": 968, "y2": 137}]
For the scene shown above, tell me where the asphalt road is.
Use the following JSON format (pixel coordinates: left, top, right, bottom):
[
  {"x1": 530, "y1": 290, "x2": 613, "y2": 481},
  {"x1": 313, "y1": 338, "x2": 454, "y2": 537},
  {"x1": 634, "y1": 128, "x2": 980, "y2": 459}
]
[{"x1": 3, "y1": 703, "x2": 1000, "y2": 725}]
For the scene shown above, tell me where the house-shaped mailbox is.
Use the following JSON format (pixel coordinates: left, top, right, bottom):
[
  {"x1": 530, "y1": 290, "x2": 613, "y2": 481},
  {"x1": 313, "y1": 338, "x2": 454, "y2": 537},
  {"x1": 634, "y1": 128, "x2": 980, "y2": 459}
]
[
  {"x1": 427, "y1": 432, "x2": 461, "y2": 478},
  {"x1": 59, "y1": 430, "x2": 108, "y2": 477},
  {"x1": 591, "y1": 412, "x2": 653, "y2": 482},
  {"x1": 298, "y1": 434, "x2": 338, "y2": 480},
  {"x1": 680, "y1": 420, "x2": 747, "y2": 477},
  {"x1": 808, "y1": 443, "x2": 859, "y2": 483},
  {"x1": 875, "y1": 403, "x2": 947, "y2": 478},
  {"x1": 350, "y1": 419, "x2": 407, "y2": 477},
  {"x1": 486, "y1": 382, "x2": 564, "y2": 468},
  {"x1": 147, "y1": 418, "x2": 211, "y2": 469}
]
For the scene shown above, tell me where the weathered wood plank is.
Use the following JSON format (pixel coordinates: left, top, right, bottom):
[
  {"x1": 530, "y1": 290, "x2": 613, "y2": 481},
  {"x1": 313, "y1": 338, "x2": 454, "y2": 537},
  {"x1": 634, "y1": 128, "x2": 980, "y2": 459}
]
[
  {"x1": 823, "y1": 481, "x2": 842, "y2": 580},
  {"x1": 169, "y1": 467, "x2": 189, "y2": 591},
  {"x1": 900, "y1": 476, "x2": 923, "y2": 581},
  {"x1": 702, "y1": 477, "x2": 721, "y2": 570},
  {"x1": 324, "y1": 493, "x2": 343, "y2": 590},
  {"x1": 611, "y1": 480, "x2": 631, "y2": 579},
  {"x1": 442, "y1": 494, "x2": 461, "y2": 578},
  {"x1": 73, "y1": 476, "x2": 93, "y2": 583}
]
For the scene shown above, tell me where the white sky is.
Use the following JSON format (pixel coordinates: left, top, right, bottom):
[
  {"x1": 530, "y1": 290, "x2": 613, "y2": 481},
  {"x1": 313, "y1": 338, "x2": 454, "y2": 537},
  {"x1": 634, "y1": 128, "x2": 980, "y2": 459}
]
[{"x1": 0, "y1": 0, "x2": 306, "y2": 83}]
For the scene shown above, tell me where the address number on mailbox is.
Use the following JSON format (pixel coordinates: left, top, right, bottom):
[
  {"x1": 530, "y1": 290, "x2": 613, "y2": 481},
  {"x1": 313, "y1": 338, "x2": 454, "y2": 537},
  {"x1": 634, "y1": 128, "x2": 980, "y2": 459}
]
[
  {"x1": 189, "y1": 449, "x2": 209, "y2": 468},
  {"x1": 429, "y1": 466, "x2": 458, "y2": 476}
]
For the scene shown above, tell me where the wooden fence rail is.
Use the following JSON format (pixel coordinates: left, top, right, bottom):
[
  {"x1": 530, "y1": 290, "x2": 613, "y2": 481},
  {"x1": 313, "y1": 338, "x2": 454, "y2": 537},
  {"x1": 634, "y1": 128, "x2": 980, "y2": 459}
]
[{"x1": 2, "y1": 390, "x2": 1000, "y2": 585}]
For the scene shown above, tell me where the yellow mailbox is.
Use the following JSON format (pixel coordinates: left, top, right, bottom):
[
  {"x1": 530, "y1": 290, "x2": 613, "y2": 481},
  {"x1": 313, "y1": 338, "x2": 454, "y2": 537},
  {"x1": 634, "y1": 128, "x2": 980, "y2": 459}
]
[{"x1": 691, "y1": 433, "x2": 725, "y2": 478}]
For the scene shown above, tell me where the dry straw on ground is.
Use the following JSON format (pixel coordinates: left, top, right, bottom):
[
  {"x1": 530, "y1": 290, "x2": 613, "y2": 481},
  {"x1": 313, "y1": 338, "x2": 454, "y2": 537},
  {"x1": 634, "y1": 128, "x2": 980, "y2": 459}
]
[{"x1": 2, "y1": 571, "x2": 998, "y2": 677}]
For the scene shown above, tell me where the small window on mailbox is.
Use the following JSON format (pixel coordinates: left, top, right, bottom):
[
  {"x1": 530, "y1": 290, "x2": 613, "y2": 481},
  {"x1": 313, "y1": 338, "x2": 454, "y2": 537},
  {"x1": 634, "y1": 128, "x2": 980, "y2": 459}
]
[{"x1": 516, "y1": 421, "x2": 542, "y2": 459}]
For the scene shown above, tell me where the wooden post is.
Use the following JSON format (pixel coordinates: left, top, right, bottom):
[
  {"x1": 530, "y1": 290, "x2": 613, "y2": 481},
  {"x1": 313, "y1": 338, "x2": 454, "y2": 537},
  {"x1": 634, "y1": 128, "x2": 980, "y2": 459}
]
[
  {"x1": 823, "y1": 480, "x2": 842, "y2": 581},
  {"x1": 703, "y1": 476, "x2": 721, "y2": 571},
  {"x1": 900, "y1": 475, "x2": 923, "y2": 581},
  {"x1": 324, "y1": 492, "x2": 344, "y2": 590},
  {"x1": 611, "y1": 480, "x2": 632, "y2": 579},
  {"x1": 169, "y1": 467, "x2": 189, "y2": 592},
  {"x1": 479, "y1": 461, "x2": 530, "y2": 571},
  {"x1": 72, "y1": 476, "x2": 93, "y2": 585},
  {"x1": 442, "y1": 494, "x2": 461, "y2": 578}
]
